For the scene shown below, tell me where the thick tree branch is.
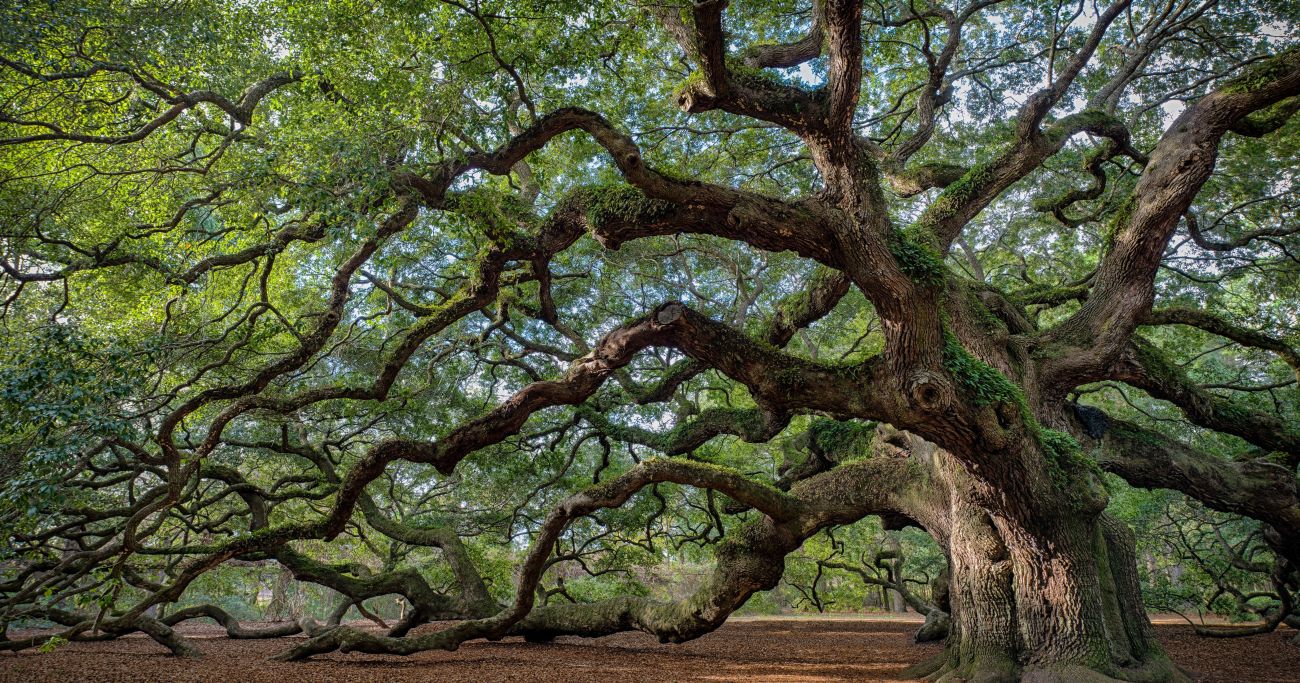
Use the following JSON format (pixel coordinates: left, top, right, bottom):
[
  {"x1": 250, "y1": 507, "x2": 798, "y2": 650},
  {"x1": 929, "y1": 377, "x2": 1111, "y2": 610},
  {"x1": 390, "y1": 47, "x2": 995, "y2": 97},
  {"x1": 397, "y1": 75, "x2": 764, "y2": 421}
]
[
  {"x1": 1143, "y1": 307, "x2": 1300, "y2": 382},
  {"x1": 1107, "y1": 339, "x2": 1300, "y2": 465},
  {"x1": 1044, "y1": 47, "x2": 1300, "y2": 385},
  {"x1": 1097, "y1": 416, "x2": 1300, "y2": 566}
]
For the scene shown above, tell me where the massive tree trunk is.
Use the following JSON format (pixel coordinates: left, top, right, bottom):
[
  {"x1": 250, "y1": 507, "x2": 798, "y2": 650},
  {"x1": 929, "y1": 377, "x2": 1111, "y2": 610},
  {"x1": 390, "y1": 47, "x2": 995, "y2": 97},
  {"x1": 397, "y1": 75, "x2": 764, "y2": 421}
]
[
  {"x1": 893, "y1": 428, "x2": 1186, "y2": 683},
  {"x1": 927, "y1": 510, "x2": 1184, "y2": 683}
]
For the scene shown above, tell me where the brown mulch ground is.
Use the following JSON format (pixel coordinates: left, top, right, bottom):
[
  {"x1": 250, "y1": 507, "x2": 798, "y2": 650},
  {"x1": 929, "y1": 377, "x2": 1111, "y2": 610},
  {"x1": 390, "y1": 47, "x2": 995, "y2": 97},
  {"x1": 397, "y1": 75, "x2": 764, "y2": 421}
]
[{"x1": 1, "y1": 617, "x2": 1295, "y2": 682}]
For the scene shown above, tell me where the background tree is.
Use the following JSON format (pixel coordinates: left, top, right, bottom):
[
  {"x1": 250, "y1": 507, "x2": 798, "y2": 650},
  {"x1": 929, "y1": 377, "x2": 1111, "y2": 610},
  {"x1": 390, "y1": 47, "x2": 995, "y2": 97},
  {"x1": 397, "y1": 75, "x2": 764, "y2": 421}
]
[{"x1": 1, "y1": 1, "x2": 1298, "y2": 681}]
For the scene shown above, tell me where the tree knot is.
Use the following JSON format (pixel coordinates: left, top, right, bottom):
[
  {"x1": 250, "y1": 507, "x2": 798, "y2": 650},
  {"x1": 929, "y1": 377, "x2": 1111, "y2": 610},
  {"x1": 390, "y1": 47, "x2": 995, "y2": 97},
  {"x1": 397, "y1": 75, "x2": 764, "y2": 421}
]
[{"x1": 907, "y1": 370, "x2": 955, "y2": 413}]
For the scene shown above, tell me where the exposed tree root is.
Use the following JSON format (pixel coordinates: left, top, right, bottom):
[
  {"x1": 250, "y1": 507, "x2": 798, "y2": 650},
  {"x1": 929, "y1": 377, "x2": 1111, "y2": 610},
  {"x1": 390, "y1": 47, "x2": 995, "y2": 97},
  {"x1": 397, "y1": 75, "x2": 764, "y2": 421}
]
[
  {"x1": 161, "y1": 604, "x2": 303, "y2": 639},
  {"x1": 0, "y1": 609, "x2": 201, "y2": 658}
]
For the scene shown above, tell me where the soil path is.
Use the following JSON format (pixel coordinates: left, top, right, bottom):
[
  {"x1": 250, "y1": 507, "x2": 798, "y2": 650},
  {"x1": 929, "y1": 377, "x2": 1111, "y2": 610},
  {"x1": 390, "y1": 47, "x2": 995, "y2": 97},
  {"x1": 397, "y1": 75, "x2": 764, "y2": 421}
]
[{"x1": 1, "y1": 617, "x2": 1295, "y2": 682}]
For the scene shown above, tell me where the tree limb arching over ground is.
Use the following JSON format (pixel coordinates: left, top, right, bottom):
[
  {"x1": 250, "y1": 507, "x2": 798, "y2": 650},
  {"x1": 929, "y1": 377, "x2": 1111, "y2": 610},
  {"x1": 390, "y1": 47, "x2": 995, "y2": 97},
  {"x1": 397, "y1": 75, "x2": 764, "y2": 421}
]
[{"x1": 1, "y1": 1, "x2": 1298, "y2": 682}]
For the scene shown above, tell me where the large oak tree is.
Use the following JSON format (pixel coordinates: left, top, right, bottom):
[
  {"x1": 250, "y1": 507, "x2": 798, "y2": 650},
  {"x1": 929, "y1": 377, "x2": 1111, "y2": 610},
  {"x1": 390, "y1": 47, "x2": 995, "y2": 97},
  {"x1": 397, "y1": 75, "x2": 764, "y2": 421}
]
[{"x1": 2, "y1": 1, "x2": 1298, "y2": 681}]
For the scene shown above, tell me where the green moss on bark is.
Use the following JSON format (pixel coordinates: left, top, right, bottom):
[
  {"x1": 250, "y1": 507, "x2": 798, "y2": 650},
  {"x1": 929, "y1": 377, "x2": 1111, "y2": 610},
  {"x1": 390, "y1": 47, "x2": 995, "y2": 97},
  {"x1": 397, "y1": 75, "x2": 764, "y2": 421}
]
[
  {"x1": 942, "y1": 331, "x2": 1022, "y2": 407},
  {"x1": 914, "y1": 161, "x2": 998, "y2": 231},
  {"x1": 1221, "y1": 47, "x2": 1300, "y2": 94},
  {"x1": 943, "y1": 331, "x2": 1103, "y2": 492},
  {"x1": 888, "y1": 227, "x2": 947, "y2": 287},
  {"x1": 575, "y1": 184, "x2": 675, "y2": 229},
  {"x1": 1102, "y1": 195, "x2": 1138, "y2": 251},
  {"x1": 1039, "y1": 427, "x2": 1102, "y2": 490},
  {"x1": 808, "y1": 418, "x2": 873, "y2": 457}
]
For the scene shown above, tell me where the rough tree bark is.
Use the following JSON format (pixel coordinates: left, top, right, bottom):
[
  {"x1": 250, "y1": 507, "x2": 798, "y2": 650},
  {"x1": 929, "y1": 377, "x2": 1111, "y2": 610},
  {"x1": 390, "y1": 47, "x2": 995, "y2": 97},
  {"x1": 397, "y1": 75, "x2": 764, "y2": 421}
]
[{"x1": 870, "y1": 428, "x2": 1183, "y2": 683}]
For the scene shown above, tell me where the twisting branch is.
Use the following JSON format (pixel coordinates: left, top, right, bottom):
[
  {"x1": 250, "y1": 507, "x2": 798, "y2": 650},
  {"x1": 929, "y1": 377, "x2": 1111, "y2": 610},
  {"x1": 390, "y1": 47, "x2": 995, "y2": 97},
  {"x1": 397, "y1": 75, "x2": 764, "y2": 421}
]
[
  {"x1": 273, "y1": 457, "x2": 805, "y2": 659},
  {"x1": 739, "y1": 0, "x2": 825, "y2": 68},
  {"x1": 0, "y1": 65, "x2": 299, "y2": 145},
  {"x1": 1107, "y1": 338, "x2": 1300, "y2": 463},
  {"x1": 1183, "y1": 209, "x2": 1300, "y2": 253},
  {"x1": 1044, "y1": 47, "x2": 1300, "y2": 386},
  {"x1": 1143, "y1": 307, "x2": 1300, "y2": 382}
]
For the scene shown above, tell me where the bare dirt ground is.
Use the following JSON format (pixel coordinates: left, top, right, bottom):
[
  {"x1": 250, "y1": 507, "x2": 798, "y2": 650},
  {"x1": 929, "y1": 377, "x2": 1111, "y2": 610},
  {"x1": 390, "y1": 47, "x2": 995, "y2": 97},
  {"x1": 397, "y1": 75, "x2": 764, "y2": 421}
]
[{"x1": 1, "y1": 617, "x2": 1296, "y2": 682}]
